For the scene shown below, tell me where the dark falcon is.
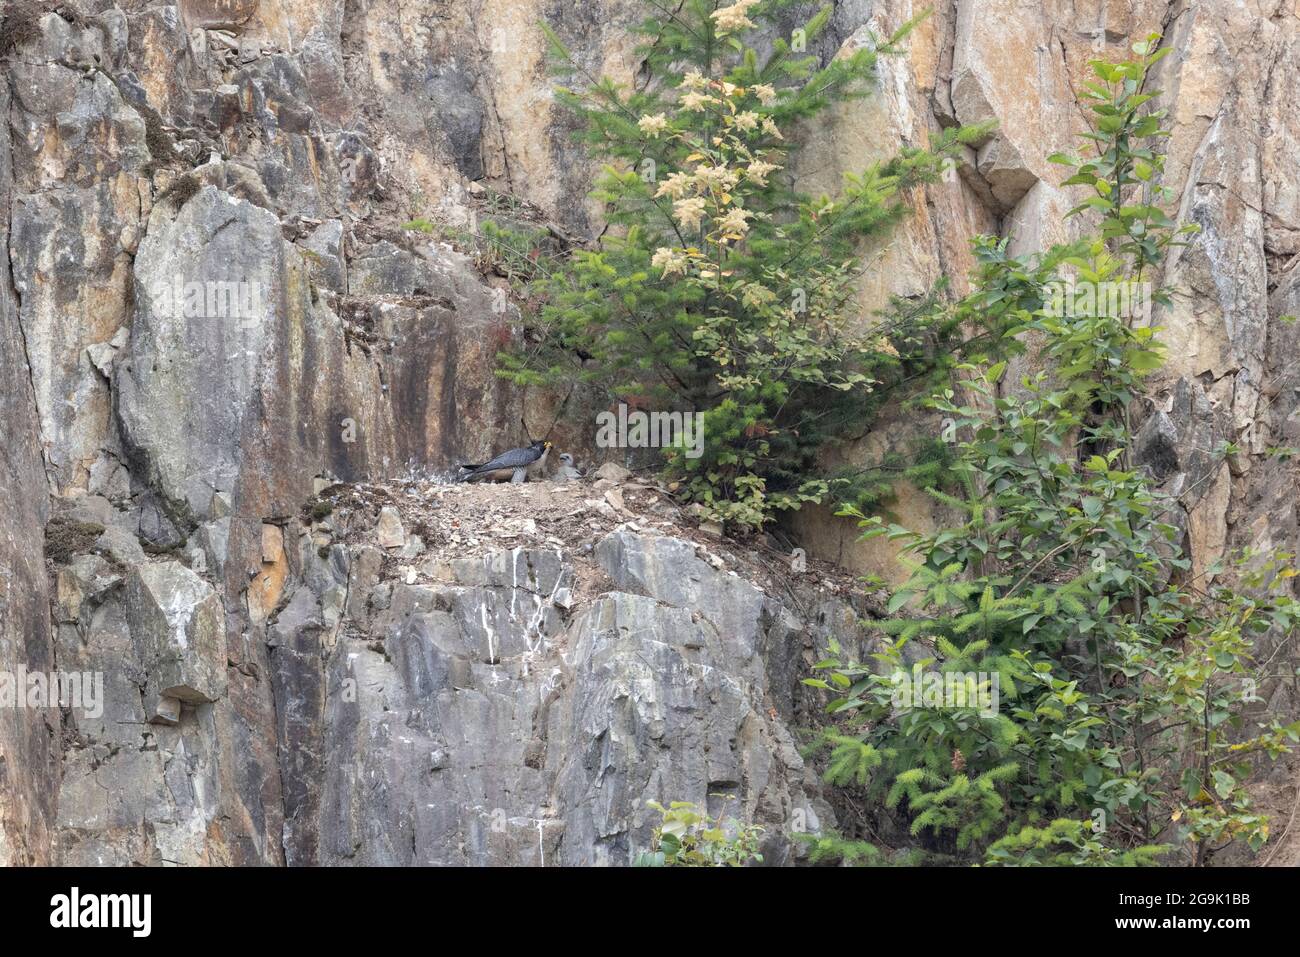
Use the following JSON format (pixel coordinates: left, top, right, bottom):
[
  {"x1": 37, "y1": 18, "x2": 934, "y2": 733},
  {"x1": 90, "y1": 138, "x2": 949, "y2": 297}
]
[{"x1": 458, "y1": 440, "x2": 552, "y2": 483}]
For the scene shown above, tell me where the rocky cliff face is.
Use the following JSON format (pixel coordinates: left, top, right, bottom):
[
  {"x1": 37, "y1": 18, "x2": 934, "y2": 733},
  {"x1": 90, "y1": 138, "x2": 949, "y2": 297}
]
[
  {"x1": 43, "y1": 470, "x2": 865, "y2": 864},
  {"x1": 1, "y1": 0, "x2": 1297, "y2": 865},
  {"x1": 267, "y1": 479, "x2": 861, "y2": 865},
  {"x1": 0, "y1": 59, "x2": 58, "y2": 866}
]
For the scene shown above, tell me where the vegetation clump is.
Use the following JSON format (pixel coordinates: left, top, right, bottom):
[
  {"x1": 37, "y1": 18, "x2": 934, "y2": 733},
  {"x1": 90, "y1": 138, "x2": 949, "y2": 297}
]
[
  {"x1": 805, "y1": 37, "x2": 1299, "y2": 866},
  {"x1": 44, "y1": 518, "x2": 105, "y2": 564},
  {"x1": 498, "y1": 0, "x2": 992, "y2": 529}
]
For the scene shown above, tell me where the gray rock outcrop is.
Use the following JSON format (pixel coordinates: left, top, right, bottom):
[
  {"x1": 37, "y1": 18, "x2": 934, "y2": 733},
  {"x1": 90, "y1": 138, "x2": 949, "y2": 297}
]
[{"x1": 270, "y1": 525, "x2": 844, "y2": 866}]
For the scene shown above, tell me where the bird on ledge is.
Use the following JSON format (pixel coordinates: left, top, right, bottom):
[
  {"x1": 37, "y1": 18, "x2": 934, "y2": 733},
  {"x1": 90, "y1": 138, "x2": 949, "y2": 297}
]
[
  {"x1": 553, "y1": 452, "x2": 584, "y2": 482},
  {"x1": 457, "y1": 440, "x2": 552, "y2": 483}
]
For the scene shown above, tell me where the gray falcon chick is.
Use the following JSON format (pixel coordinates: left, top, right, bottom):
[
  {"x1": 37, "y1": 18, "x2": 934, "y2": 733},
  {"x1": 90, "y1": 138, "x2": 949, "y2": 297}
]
[
  {"x1": 554, "y1": 452, "x2": 584, "y2": 482},
  {"x1": 458, "y1": 440, "x2": 552, "y2": 483}
]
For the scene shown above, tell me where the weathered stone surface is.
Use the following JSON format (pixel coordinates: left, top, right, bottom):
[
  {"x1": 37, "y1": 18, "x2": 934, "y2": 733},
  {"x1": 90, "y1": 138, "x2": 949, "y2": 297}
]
[
  {"x1": 182, "y1": 0, "x2": 261, "y2": 31},
  {"x1": 299, "y1": 219, "x2": 346, "y2": 292},
  {"x1": 269, "y1": 532, "x2": 841, "y2": 865},
  {"x1": 266, "y1": 587, "x2": 327, "y2": 866},
  {"x1": 0, "y1": 77, "x2": 59, "y2": 868},
  {"x1": 151, "y1": 695, "x2": 183, "y2": 726},
  {"x1": 118, "y1": 187, "x2": 284, "y2": 522},
  {"x1": 375, "y1": 507, "x2": 405, "y2": 549},
  {"x1": 125, "y1": 562, "x2": 227, "y2": 705},
  {"x1": 949, "y1": 0, "x2": 1079, "y2": 212},
  {"x1": 592, "y1": 462, "x2": 632, "y2": 484},
  {"x1": 6, "y1": 12, "x2": 147, "y2": 498}
]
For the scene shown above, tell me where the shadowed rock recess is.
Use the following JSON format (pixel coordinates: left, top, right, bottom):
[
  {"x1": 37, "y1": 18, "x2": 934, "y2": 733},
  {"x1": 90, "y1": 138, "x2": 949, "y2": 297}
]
[{"x1": 1, "y1": 0, "x2": 1298, "y2": 865}]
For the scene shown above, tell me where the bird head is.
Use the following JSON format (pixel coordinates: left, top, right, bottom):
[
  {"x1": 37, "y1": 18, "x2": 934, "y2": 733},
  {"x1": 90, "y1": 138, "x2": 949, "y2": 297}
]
[{"x1": 558, "y1": 452, "x2": 574, "y2": 465}]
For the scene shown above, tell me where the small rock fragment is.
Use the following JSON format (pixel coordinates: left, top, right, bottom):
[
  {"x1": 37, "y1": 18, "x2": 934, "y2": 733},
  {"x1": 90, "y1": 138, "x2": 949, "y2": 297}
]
[
  {"x1": 593, "y1": 462, "x2": 632, "y2": 483},
  {"x1": 150, "y1": 696, "x2": 182, "y2": 726},
  {"x1": 376, "y1": 506, "x2": 406, "y2": 548}
]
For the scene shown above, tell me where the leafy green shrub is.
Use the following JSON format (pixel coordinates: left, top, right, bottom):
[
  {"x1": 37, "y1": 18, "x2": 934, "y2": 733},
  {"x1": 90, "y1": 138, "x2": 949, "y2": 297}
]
[
  {"x1": 499, "y1": 1, "x2": 993, "y2": 528},
  {"x1": 809, "y1": 36, "x2": 1300, "y2": 866},
  {"x1": 634, "y1": 799, "x2": 764, "y2": 867}
]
